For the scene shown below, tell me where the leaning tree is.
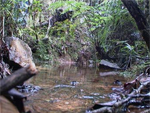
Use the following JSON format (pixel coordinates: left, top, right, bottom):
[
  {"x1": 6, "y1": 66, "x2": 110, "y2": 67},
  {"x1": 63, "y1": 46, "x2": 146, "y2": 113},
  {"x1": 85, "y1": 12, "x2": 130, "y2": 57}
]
[{"x1": 121, "y1": 0, "x2": 150, "y2": 51}]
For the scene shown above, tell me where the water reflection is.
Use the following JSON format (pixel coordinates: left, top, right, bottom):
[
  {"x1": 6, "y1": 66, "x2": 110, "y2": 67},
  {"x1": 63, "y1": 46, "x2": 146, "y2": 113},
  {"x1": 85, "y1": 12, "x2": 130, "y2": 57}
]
[{"x1": 25, "y1": 64, "x2": 127, "y2": 113}]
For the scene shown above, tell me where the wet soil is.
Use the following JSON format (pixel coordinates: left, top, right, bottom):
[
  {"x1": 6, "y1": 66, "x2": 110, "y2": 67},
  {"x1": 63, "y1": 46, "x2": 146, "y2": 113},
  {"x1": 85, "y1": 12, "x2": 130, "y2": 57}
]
[{"x1": 24, "y1": 64, "x2": 128, "y2": 113}]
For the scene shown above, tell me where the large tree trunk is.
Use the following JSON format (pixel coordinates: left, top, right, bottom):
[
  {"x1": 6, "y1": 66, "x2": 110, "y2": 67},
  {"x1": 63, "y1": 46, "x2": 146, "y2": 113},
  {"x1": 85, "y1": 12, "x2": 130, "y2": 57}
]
[{"x1": 121, "y1": 0, "x2": 150, "y2": 51}]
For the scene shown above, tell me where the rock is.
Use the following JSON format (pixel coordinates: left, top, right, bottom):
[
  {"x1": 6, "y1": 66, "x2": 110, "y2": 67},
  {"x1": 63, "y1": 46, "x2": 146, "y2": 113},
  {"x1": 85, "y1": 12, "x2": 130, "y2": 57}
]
[
  {"x1": 4, "y1": 37, "x2": 37, "y2": 72},
  {"x1": 99, "y1": 71, "x2": 119, "y2": 76},
  {"x1": 99, "y1": 60, "x2": 121, "y2": 69}
]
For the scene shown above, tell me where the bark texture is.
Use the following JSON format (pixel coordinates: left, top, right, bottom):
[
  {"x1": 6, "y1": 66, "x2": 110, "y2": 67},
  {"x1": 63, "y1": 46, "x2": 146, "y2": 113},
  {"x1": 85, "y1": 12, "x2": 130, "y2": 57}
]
[
  {"x1": 121, "y1": 0, "x2": 150, "y2": 51},
  {"x1": 0, "y1": 65, "x2": 37, "y2": 94}
]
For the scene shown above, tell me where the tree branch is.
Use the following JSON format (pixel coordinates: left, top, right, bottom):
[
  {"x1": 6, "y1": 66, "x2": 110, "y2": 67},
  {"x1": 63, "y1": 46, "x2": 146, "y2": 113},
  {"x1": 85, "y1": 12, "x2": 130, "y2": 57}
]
[{"x1": 0, "y1": 65, "x2": 37, "y2": 95}]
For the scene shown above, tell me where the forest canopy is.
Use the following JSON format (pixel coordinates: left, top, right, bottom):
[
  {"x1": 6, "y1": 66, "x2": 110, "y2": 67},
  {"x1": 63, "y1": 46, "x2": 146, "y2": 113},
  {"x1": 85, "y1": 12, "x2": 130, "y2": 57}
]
[{"x1": 0, "y1": 0, "x2": 149, "y2": 68}]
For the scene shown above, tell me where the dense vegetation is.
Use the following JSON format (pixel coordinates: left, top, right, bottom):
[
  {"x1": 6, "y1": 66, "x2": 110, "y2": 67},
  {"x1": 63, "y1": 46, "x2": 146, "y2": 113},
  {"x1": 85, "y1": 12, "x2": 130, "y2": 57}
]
[
  {"x1": 0, "y1": 0, "x2": 149, "y2": 70},
  {"x1": 0, "y1": 1, "x2": 150, "y2": 113}
]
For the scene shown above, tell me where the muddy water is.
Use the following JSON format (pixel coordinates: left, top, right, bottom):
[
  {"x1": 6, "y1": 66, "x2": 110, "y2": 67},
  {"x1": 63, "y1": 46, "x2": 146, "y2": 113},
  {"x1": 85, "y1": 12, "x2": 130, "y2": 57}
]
[{"x1": 24, "y1": 64, "x2": 128, "y2": 113}]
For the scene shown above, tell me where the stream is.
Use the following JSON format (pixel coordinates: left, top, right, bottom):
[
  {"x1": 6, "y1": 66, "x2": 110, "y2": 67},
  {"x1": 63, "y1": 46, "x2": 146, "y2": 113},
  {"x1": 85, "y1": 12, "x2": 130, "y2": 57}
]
[{"x1": 24, "y1": 64, "x2": 129, "y2": 113}]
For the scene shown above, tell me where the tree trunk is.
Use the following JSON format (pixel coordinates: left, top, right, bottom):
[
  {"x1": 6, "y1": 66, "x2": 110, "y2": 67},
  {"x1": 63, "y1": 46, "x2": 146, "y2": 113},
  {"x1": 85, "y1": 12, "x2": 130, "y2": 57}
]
[{"x1": 121, "y1": 0, "x2": 150, "y2": 51}]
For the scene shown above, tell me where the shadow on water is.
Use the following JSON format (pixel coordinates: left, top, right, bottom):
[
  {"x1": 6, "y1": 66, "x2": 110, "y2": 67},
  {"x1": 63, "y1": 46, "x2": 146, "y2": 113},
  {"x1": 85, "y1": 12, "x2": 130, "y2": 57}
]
[{"x1": 24, "y1": 64, "x2": 128, "y2": 113}]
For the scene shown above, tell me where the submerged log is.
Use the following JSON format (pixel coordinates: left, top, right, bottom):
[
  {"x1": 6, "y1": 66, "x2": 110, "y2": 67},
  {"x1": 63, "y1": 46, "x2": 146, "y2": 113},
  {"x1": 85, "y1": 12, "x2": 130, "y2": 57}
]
[{"x1": 0, "y1": 65, "x2": 37, "y2": 95}]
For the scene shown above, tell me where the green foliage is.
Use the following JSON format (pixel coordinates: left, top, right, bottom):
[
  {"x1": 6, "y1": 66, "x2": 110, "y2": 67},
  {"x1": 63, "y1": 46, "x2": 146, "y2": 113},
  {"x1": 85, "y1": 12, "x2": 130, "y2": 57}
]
[
  {"x1": 1, "y1": 0, "x2": 149, "y2": 65},
  {"x1": 85, "y1": 0, "x2": 133, "y2": 46},
  {"x1": 32, "y1": 0, "x2": 42, "y2": 12},
  {"x1": 47, "y1": 19, "x2": 81, "y2": 60},
  {"x1": 39, "y1": 0, "x2": 91, "y2": 61},
  {"x1": 34, "y1": 41, "x2": 55, "y2": 61},
  {"x1": 120, "y1": 62, "x2": 150, "y2": 78},
  {"x1": 49, "y1": 0, "x2": 91, "y2": 16},
  {"x1": 81, "y1": 0, "x2": 149, "y2": 67}
]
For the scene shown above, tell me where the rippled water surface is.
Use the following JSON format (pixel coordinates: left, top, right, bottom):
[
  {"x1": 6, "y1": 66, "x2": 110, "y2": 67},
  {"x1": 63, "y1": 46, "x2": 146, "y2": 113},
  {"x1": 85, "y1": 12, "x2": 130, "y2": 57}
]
[{"x1": 24, "y1": 64, "x2": 128, "y2": 113}]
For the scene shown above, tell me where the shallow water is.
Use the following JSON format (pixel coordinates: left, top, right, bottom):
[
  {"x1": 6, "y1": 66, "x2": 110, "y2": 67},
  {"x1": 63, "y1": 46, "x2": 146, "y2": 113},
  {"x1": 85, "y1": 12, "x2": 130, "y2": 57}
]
[{"x1": 24, "y1": 64, "x2": 128, "y2": 113}]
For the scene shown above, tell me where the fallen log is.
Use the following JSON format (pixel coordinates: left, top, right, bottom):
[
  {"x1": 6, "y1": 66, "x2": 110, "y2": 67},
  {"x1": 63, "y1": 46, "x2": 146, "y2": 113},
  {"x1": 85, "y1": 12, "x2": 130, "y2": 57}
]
[
  {"x1": 88, "y1": 81, "x2": 150, "y2": 113},
  {"x1": 88, "y1": 67, "x2": 150, "y2": 113},
  {"x1": 0, "y1": 65, "x2": 37, "y2": 95}
]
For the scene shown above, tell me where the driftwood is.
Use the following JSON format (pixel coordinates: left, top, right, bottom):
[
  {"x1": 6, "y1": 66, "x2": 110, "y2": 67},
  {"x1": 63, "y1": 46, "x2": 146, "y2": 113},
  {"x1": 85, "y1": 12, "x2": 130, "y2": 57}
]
[
  {"x1": 89, "y1": 81, "x2": 150, "y2": 113},
  {"x1": 88, "y1": 67, "x2": 150, "y2": 113},
  {"x1": 0, "y1": 65, "x2": 37, "y2": 95}
]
